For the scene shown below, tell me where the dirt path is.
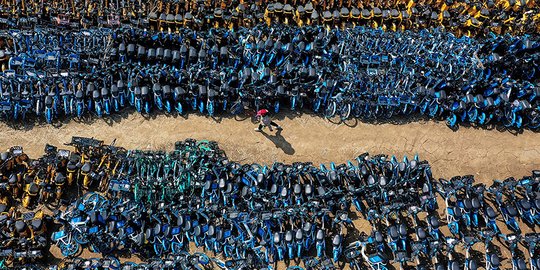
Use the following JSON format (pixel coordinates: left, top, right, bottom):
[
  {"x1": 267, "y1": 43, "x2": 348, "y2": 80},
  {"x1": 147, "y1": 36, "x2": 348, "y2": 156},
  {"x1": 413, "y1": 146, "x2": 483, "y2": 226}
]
[{"x1": 1, "y1": 113, "x2": 539, "y2": 183}]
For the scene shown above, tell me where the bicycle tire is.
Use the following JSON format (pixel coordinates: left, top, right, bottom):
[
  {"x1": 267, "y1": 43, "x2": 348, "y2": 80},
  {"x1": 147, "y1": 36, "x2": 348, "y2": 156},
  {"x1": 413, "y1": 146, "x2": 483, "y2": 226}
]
[
  {"x1": 229, "y1": 101, "x2": 243, "y2": 115},
  {"x1": 324, "y1": 102, "x2": 337, "y2": 118},
  {"x1": 340, "y1": 103, "x2": 352, "y2": 120}
]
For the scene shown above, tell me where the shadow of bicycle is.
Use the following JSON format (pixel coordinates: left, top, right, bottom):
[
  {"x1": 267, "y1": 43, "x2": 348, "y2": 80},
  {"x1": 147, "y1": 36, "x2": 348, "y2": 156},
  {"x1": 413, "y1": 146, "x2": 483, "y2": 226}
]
[{"x1": 260, "y1": 129, "x2": 295, "y2": 155}]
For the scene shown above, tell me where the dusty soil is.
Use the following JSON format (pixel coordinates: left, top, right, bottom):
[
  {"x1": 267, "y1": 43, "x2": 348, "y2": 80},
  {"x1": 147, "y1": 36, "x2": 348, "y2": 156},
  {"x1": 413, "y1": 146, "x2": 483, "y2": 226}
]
[{"x1": 1, "y1": 113, "x2": 539, "y2": 183}]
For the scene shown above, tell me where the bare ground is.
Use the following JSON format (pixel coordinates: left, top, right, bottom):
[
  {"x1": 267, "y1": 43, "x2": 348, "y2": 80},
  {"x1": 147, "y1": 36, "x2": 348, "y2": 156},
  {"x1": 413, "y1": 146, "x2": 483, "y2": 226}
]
[{"x1": 1, "y1": 113, "x2": 539, "y2": 183}]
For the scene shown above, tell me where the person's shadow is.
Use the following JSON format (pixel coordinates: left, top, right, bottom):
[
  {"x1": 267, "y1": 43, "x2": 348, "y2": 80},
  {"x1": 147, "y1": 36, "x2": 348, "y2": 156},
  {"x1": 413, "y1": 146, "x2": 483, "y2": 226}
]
[{"x1": 261, "y1": 129, "x2": 295, "y2": 155}]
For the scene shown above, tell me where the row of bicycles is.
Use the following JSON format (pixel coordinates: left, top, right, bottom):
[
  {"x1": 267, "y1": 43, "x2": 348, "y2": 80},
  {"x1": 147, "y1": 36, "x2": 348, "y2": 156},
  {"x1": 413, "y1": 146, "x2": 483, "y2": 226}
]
[
  {"x1": 1, "y1": 137, "x2": 540, "y2": 269},
  {"x1": 1, "y1": 0, "x2": 540, "y2": 35},
  {"x1": 0, "y1": 25, "x2": 539, "y2": 129}
]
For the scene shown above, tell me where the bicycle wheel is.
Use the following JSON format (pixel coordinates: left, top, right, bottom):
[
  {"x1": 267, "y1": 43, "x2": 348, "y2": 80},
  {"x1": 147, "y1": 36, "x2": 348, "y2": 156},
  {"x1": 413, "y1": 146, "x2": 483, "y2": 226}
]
[
  {"x1": 171, "y1": 241, "x2": 184, "y2": 254},
  {"x1": 105, "y1": 256, "x2": 121, "y2": 270},
  {"x1": 194, "y1": 252, "x2": 210, "y2": 265},
  {"x1": 73, "y1": 231, "x2": 89, "y2": 245},
  {"x1": 154, "y1": 242, "x2": 164, "y2": 256},
  {"x1": 340, "y1": 103, "x2": 352, "y2": 120},
  {"x1": 59, "y1": 241, "x2": 81, "y2": 257},
  {"x1": 324, "y1": 101, "x2": 336, "y2": 118},
  {"x1": 229, "y1": 101, "x2": 243, "y2": 115}
]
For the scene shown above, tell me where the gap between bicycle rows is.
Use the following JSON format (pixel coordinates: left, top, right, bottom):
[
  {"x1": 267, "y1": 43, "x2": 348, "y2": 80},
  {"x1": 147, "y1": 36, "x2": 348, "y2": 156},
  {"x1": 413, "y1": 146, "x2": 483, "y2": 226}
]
[{"x1": 1, "y1": 113, "x2": 539, "y2": 183}]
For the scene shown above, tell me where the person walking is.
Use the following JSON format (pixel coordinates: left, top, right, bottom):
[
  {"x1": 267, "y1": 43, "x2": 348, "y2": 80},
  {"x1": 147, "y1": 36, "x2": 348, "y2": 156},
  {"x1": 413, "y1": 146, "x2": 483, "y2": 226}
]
[{"x1": 254, "y1": 109, "x2": 282, "y2": 132}]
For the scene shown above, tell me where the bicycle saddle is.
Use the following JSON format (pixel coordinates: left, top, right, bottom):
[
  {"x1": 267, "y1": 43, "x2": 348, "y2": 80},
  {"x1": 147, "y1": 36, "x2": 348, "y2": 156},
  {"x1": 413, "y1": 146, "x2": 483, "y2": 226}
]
[
  {"x1": 382, "y1": 10, "x2": 390, "y2": 19},
  {"x1": 332, "y1": 10, "x2": 340, "y2": 22},
  {"x1": 15, "y1": 220, "x2": 27, "y2": 233},
  {"x1": 183, "y1": 220, "x2": 192, "y2": 231},
  {"x1": 224, "y1": 182, "x2": 233, "y2": 193},
  {"x1": 328, "y1": 170, "x2": 337, "y2": 182},
  {"x1": 137, "y1": 45, "x2": 146, "y2": 57},
  {"x1": 164, "y1": 14, "x2": 174, "y2": 23},
  {"x1": 448, "y1": 261, "x2": 459, "y2": 270},
  {"x1": 269, "y1": 183, "x2": 278, "y2": 194},
  {"x1": 364, "y1": 174, "x2": 375, "y2": 186},
  {"x1": 241, "y1": 186, "x2": 249, "y2": 197},
  {"x1": 416, "y1": 227, "x2": 427, "y2": 240},
  {"x1": 141, "y1": 86, "x2": 149, "y2": 96},
  {"x1": 463, "y1": 198, "x2": 472, "y2": 210},
  {"x1": 7, "y1": 174, "x2": 16, "y2": 184},
  {"x1": 280, "y1": 187, "x2": 288, "y2": 197},
  {"x1": 428, "y1": 215, "x2": 440, "y2": 227},
  {"x1": 452, "y1": 206, "x2": 464, "y2": 218},
  {"x1": 110, "y1": 84, "x2": 119, "y2": 96},
  {"x1": 373, "y1": 7, "x2": 382, "y2": 17},
  {"x1": 317, "y1": 186, "x2": 326, "y2": 197},
  {"x1": 489, "y1": 254, "x2": 500, "y2": 267},
  {"x1": 398, "y1": 224, "x2": 407, "y2": 237},
  {"x1": 485, "y1": 206, "x2": 497, "y2": 219},
  {"x1": 101, "y1": 87, "x2": 109, "y2": 97},
  {"x1": 291, "y1": 183, "x2": 301, "y2": 195},
  {"x1": 55, "y1": 173, "x2": 66, "y2": 185},
  {"x1": 81, "y1": 162, "x2": 91, "y2": 173},
  {"x1": 374, "y1": 231, "x2": 384, "y2": 242},
  {"x1": 398, "y1": 162, "x2": 406, "y2": 173},
  {"x1": 31, "y1": 219, "x2": 42, "y2": 231},
  {"x1": 189, "y1": 46, "x2": 197, "y2": 60},
  {"x1": 252, "y1": 171, "x2": 263, "y2": 184},
  {"x1": 170, "y1": 49, "x2": 180, "y2": 63},
  {"x1": 516, "y1": 258, "x2": 527, "y2": 270},
  {"x1": 174, "y1": 13, "x2": 183, "y2": 22},
  {"x1": 316, "y1": 229, "x2": 324, "y2": 240},
  {"x1": 519, "y1": 199, "x2": 532, "y2": 211},
  {"x1": 534, "y1": 199, "x2": 540, "y2": 210},
  {"x1": 198, "y1": 48, "x2": 207, "y2": 60},
  {"x1": 127, "y1": 43, "x2": 135, "y2": 55},
  {"x1": 193, "y1": 225, "x2": 201, "y2": 236},
  {"x1": 152, "y1": 83, "x2": 161, "y2": 93},
  {"x1": 507, "y1": 205, "x2": 518, "y2": 217},
  {"x1": 390, "y1": 9, "x2": 399, "y2": 19},
  {"x1": 359, "y1": 8, "x2": 371, "y2": 19},
  {"x1": 174, "y1": 87, "x2": 186, "y2": 96},
  {"x1": 145, "y1": 227, "x2": 154, "y2": 240},
  {"x1": 161, "y1": 49, "x2": 171, "y2": 61},
  {"x1": 332, "y1": 235, "x2": 341, "y2": 246},
  {"x1": 92, "y1": 90, "x2": 101, "y2": 99},
  {"x1": 285, "y1": 231, "x2": 293, "y2": 242},
  {"x1": 389, "y1": 225, "x2": 398, "y2": 239},
  {"x1": 302, "y1": 222, "x2": 312, "y2": 234},
  {"x1": 379, "y1": 176, "x2": 387, "y2": 187},
  {"x1": 147, "y1": 48, "x2": 156, "y2": 60},
  {"x1": 311, "y1": 10, "x2": 320, "y2": 21},
  {"x1": 471, "y1": 197, "x2": 481, "y2": 209},
  {"x1": 273, "y1": 232, "x2": 281, "y2": 244},
  {"x1": 338, "y1": 7, "x2": 349, "y2": 18}
]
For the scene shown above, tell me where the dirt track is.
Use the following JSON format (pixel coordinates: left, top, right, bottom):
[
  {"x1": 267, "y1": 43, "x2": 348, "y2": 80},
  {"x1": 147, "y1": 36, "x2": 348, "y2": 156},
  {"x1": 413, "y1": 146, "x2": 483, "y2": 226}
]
[{"x1": 1, "y1": 113, "x2": 539, "y2": 182}]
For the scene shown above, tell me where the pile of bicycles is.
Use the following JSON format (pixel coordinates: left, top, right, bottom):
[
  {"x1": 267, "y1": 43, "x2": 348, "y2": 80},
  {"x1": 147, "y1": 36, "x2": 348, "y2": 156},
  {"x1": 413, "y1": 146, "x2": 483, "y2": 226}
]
[
  {"x1": 0, "y1": 208, "x2": 49, "y2": 267},
  {"x1": 1, "y1": 0, "x2": 539, "y2": 35},
  {"x1": 0, "y1": 137, "x2": 539, "y2": 269},
  {"x1": 0, "y1": 24, "x2": 539, "y2": 129}
]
